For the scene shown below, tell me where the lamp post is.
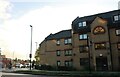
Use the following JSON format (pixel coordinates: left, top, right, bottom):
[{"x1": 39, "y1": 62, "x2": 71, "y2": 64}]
[{"x1": 30, "y1": 25, "x2": 33, "y2": 70}]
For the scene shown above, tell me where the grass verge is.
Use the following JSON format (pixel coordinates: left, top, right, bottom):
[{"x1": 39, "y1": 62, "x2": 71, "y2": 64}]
[{"x1": 13, "y1": 70, "x2": 120, "y2": 77}]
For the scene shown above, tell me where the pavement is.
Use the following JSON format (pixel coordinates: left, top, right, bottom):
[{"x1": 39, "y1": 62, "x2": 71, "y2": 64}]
[{"x1": 2, "y1": 67, "x2": 30, "y2": 72}]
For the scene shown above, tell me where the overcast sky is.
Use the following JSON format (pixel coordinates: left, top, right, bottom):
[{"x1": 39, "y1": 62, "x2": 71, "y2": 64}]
[{"x1": 0, "y1": 0, "x2": 119, "y2": 60}]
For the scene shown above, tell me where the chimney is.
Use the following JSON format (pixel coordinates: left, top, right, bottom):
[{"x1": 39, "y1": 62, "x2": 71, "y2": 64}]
[{"x1": 118, "y1": 1, "x2": 120, "y2": 9}]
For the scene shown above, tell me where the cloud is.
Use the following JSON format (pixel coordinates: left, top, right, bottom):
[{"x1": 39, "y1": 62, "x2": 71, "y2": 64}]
[{"x1": 0, "y1": 0, "x2": 12, "y2": 21}]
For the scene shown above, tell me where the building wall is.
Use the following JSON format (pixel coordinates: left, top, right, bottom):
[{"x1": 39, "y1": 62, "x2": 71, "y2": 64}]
[
  {"x1": 72, "y1": 33, "x2": 88, "y2": 70},
  {"x1": 39, "y1": 38, "x2": 72, "y2": 67},
  {"x1": 39, "y1": 41, "x2": 46, "y2": 65},
  {"x1": 109, "y1": 28, "x2": 120, "y2": 71}
]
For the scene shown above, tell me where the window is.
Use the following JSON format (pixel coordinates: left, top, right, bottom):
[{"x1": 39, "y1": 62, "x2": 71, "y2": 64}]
[
  {"x1": 79, "y1": 45, "x2": 89, "y2": 53},
  {"x1": 117, "y1": 43, "x2": 120, "y2": 50},
  {"x1": 79, "y1": 34, "x2": 87, "y2": 40},
  {"x1": 93, "y1": 26, "x2": 105, "y2": 35},
  {"x1": 83, "y1": 21, "x2": 86, "y2": 26},
  {"x1": 56, "y1": 40, "x2": 60, "y2": 45},
  {"x1": 65, "y1": 61, "x2": 73, "y2": 67},
  {"x1": 114, "y1": 15, "x2": 119, "y2": 21},
  {"x1": 64, "y1": 38, "x2": 72, "y2": 45},
  {"x1": 113, "y1": 15, "x2": 120, "y2": 21},
  {"x1": 78, "y1": 22, "x2": 82, "y2": 27},
  {"x1": 94, "y1": 43, "x2": 106, "y2": 50},
  {"x1": 56, "y1": 50, "x2": 61, "y2": 56},
  {"x1": 80, "y1": 58, "x2": 89, "y2": 66},
  {"x1": 64, "y1": 49, "x2": 72, "y2": 56},
  {"x1": 78, "y1": 21, "x2": 86, "y2": 27},
  {"x1": 116, "y1": 29, "x2": 120, "y2": 35},
  {"x1": 57, "y1": 61, "x2": 61, "y2": 66}
]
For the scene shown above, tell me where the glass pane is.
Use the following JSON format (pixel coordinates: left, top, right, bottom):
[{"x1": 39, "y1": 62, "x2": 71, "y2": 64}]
[
  {"x1": 79, "y1": 35, "x2": 83, "y2": 39},
  {"x1": 85, "y1": 46, "x2": 88, "y2": 51},
  {"x1": 84, "y1": 34, "x2": 87, "y2": 39},
  {"x1": 69, "y1": 61, "x2": 72, "y2": 66},
  {"x1": 69, "y1": 50, "x2": 72, "y2": 55},
  {"x1": 68, "y1": 38, "x2": 71, "y2": 43},
  {"x1": 78, "y1": 22, "x2": 82, "y2": 27},
  {"x1": 57, "y1": 40, "x2": 60, "y2": 44},
  {"x1": 83, "y1": 21, "x2": 86, "y2": 26},
  {"x1": 116, "y1": 29, "x2": 120, "y2": 35},
  {"x1": 64, "y1": 39, "x2": 68, "y2": 44},
  {"x1": 66, "y1": 51, "x2": 69, "y2": 54},
  {"x1": 114, "y1": 15, "x2": 119, "y2": 21},
  {"x1": 57, "y1": 61, "x2": 60, "y2": 66},
  {"x1": 57, "y1": 51, "x2": 60, "y2": 56}
]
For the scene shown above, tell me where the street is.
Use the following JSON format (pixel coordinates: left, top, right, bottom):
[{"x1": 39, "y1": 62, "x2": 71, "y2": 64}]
[{"x1": 1, "y1": 72, "x2": 61, "y2": 77}]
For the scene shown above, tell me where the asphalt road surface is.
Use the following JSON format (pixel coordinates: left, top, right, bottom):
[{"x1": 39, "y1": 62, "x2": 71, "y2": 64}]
[{"x1": 1, "y1": 72, "x2": 64, "y2": 77}]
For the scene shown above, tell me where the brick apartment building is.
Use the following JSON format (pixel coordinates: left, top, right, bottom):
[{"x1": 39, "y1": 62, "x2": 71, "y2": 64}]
[{"x1": 36, "y1": 9, "x2": 120, "y2": 71}]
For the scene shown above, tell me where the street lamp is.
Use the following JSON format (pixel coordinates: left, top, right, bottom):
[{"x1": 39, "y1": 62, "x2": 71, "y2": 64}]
[{"x1": 30, "y1": 25, "x2": 33, "y2": 70}]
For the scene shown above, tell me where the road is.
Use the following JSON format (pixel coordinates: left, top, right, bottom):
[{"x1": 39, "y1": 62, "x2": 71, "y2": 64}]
[
  {"x1": 1, "y1": 72, "x2": 61, "y2": 77},
  {"x1": 1, "y1": 68, "x2": 68, "y2": 77}
]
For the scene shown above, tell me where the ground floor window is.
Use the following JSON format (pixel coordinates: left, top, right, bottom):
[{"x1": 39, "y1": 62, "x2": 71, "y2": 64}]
[{"x1": 57, "y1": 61, "x2": 61, "y2": 66}]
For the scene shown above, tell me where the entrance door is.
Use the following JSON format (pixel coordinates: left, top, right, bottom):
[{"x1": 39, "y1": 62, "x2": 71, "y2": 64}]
[{"x1": 96, "y1": 57, "x2": 108, "y2": 71}]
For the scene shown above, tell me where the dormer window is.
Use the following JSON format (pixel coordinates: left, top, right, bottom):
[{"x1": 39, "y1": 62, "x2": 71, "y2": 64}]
[
  {"x1": 114, "y1": 15, "x2": 119, "y2": 21},
  {"x1": 113, "y1": 15, "x2": 120, "y2": 21},
  {"x1": 83, "y1": 21, "x2": 86, "y2": 26},
  {"x1": 78, "y1": 21, "x2": 86, "y2": 27}
]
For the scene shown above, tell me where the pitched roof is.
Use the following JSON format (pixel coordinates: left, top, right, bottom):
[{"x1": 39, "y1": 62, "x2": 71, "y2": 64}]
[
  {"x1": 72, "y1": 9, "x2": 120, "y2": 33},
  {"x1": 45, "y1": 29, "x2": 72, "y2": 40},
  {"x1": 72, "y1": 9, "x2": 120, "y2": 25}
]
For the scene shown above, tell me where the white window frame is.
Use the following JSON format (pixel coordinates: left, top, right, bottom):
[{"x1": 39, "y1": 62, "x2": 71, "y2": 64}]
[
  {"x1": 78, "y1": 22, "x2": 82, "y2": 27},
  {"x1": 83, "y1": 21, "x2": 86, "y2": 26},
  {"x1": 116, "y1": 29, "x2": 120, "y2": 35},
  {"x1": 68, "y1": 38, "x2": 72, "y2": 43},
  {"x1": 65, "y1": 50, "x2": 72, "y2": 56},
  {"x1": 64, "y1": 38, "x2": 72, "y2": 44},
  {"x1": 57, "y1": 61, "x2": 61, "y2": 66},
  {"x1": 79, "y1": 34, "x2": 87, "y2": 40},
  {"x1": 114, "y1": 15, "x2": 119, "y2": 21},
  {"x1": 64, "y1": 39, "x2": 68, "y2": 44},
  {"x1": 78, "y1": 21, "x2": 86, "y2": 27},
  {"x1": 56, "y1": 40, "x2": 60, "y2": 45},
  {"x1": 56, "y1": 50, "x2": 60, "y2": 56}
]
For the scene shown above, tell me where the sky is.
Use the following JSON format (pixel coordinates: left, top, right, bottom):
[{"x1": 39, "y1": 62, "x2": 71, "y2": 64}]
[{"x1": 0, "y1": 0, "x2": 120, "y2": 60}]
